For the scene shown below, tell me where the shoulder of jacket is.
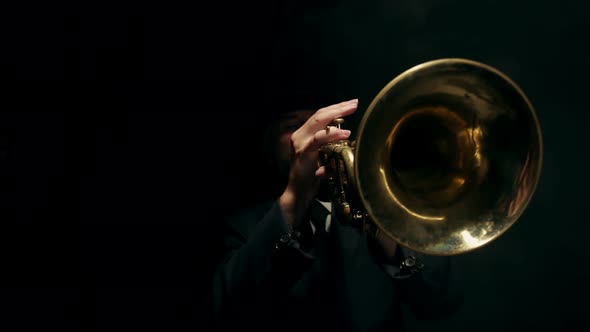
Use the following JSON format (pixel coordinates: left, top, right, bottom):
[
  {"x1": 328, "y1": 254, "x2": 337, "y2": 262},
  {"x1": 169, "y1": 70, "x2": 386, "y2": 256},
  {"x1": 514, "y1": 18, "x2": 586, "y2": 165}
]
[{"x1": 222, "y1": 198, "x2": 277, "y2": 238}]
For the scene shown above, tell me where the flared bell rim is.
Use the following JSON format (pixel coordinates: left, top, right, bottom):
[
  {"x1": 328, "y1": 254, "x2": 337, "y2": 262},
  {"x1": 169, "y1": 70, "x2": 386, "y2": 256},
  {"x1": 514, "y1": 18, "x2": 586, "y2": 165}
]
[{"x1": 354, "y1": 58, "x2": 543, "y2": 256}]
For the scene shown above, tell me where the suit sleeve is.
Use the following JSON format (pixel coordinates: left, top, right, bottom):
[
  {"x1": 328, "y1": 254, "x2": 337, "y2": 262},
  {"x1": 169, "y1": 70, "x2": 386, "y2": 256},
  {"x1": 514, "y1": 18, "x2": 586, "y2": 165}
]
[
  {"x1": 365, "y1": 233, "x2": 464, "y2": 321},
  {"x1": 388, "y1": 247, "x2": 464, "y2": 321},
  {"x1": 210, "y1": 201, "x2": 315, "y2": 329}
]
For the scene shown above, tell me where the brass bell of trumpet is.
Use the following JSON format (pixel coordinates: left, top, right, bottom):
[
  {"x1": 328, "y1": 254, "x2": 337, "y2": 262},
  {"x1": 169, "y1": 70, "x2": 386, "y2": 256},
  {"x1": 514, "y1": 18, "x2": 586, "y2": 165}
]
[{"x1": 320, "y1": 58, "x2": 543, "y2": 256}]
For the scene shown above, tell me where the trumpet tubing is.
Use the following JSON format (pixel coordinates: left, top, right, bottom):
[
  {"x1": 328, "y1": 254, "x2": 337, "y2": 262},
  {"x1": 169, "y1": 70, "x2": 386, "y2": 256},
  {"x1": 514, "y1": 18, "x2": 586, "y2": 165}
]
[{"x1": 324, "y1": 58, "x2": 543, "y2": 256}]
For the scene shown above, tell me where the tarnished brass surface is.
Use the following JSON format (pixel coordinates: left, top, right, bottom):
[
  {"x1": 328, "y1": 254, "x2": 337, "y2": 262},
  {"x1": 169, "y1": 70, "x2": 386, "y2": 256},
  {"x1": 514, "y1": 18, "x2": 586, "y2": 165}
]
[{"x1": 335, "y1": 58, "x2": 542, "y2": 255}]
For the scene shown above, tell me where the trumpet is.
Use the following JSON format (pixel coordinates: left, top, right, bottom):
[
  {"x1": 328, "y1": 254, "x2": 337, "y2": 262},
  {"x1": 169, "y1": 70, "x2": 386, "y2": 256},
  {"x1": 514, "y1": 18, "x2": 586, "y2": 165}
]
[{"x1": 320, "y1": 58, "x2": 543, "y2": 256}]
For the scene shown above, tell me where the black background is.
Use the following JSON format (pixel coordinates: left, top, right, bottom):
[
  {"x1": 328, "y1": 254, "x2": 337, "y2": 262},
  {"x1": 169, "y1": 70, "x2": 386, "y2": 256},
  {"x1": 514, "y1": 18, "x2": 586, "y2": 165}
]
[{"x1": 2, "y1": 0, "x2": 590, "y2": 331}]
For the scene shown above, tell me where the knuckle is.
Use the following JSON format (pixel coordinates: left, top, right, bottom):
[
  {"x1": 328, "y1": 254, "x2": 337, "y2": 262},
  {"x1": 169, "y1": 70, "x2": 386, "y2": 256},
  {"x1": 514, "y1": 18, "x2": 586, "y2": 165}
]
[
  {"x1": 311, "y1": 133, "x2": 321, "y2": 147},
  {"x1": 313, "y1": 131, "x2": 323, "y2": 143},
  {"x1": 290, "y1": 135, "x2": 302, "y2": 153},
  {"x1": 313, "y1": 114, "x2": 325, "y2": 125}
]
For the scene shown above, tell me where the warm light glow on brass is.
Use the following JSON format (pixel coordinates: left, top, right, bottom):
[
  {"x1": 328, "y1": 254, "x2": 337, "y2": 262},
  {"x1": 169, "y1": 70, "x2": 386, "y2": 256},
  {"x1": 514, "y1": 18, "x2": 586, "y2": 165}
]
[
  {"x1": 462, "y1": 126, "x2": 483, "y2": 167},
  {"x1": 459, "y1": 230, "x2": 481, "y2": 248},
  {"x1": 322, "y1": 58, "x2": 542, "y2": 256},
  {"x1": 379, "y1": 167, "x2": 445, "y2": 221}
]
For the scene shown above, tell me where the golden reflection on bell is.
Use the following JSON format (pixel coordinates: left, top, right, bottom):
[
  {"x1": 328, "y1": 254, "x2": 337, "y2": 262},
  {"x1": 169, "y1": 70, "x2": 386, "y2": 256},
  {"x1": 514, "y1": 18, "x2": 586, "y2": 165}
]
[{"x1": 352, "y1": 58, "x2": 543, "y2": 256}]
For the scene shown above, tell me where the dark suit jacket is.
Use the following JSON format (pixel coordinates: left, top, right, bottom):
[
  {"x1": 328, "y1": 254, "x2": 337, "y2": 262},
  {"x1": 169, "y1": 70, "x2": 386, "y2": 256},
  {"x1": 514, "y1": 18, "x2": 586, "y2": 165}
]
[{"x1": 210, "y1": 199, "x2": 463, "y2": 332}]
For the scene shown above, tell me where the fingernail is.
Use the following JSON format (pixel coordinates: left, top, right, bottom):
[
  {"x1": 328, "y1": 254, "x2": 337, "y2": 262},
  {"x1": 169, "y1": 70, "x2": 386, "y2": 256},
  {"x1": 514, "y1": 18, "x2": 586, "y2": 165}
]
[
  {"x1": 348, "y1": 98, "x2": 358, "y2": 104},
  {"x1": 343, "y1": 129, "x2": 351, "y2": 136}
]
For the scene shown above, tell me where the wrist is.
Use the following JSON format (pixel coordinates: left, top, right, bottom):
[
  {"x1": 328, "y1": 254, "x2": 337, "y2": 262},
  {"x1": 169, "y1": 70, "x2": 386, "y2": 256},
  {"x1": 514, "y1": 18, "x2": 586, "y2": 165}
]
[
  {"x1": 279, "y1": 190, "x2": 296, "y2": 226},
  {"x1": 279, "y1": 187, "x2": 313, "y2": 227}
]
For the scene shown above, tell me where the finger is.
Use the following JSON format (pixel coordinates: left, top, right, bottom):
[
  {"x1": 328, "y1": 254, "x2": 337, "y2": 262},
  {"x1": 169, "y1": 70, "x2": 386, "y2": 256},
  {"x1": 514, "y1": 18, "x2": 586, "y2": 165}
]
[
  {"x1": 303, "y1": 99, "x2": 358, "y2": 134},
  {"x1": 315, "y1": 165, "x2": 327, "y2": 178},
  {"x1": 317, "y1": 165, "x2": 336, "y2": 180},
  {"x1": 307, "y1": 128, "x2": 352, "y2": 152}
]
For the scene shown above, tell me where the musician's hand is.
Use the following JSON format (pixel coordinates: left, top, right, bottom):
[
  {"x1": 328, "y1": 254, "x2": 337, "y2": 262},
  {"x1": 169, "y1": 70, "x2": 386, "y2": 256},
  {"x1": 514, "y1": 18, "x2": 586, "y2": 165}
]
[{"x1": 279, "y1": 99, "x2": 358, "y2": 227}]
